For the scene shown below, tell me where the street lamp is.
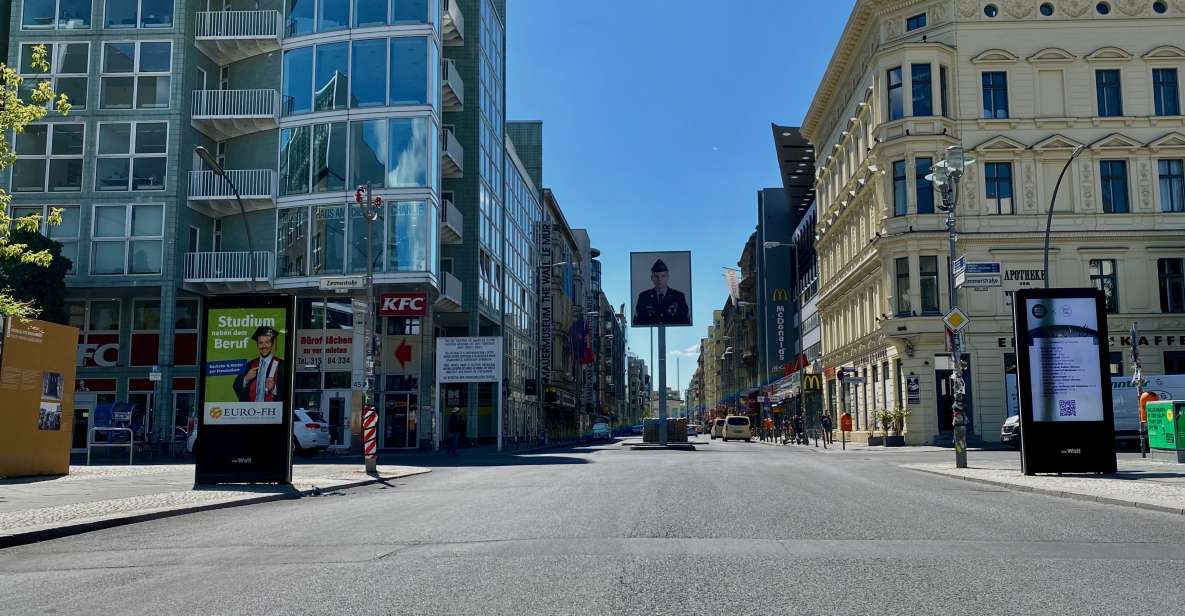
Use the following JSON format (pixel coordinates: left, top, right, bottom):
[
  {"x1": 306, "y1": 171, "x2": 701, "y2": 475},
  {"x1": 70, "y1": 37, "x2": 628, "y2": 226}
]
[
  {"x1": 1043, "y1": 145, "x2": 1087, "y2": 287},
  {"x1": 195, "y1": 146, "x2": 256, "y2": 291},
  {"x1": 926, "y1": 145, "x2": 977, "y2": 468}
]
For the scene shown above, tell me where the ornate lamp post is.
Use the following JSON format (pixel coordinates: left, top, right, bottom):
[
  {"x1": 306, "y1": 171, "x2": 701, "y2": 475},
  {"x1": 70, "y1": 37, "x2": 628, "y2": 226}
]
[{"x1": 926, "y1": 146, "x2": 977, "y2": 468}]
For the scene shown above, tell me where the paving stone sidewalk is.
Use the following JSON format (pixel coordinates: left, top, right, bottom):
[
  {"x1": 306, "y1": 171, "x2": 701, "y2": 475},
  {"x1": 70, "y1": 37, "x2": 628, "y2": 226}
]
[
  {"x1": 905, "y1": 458, "x2": 1185, "y2": 515},
  {"x1": 0, "y1": 463, "x2": 430, "y2": 547}
]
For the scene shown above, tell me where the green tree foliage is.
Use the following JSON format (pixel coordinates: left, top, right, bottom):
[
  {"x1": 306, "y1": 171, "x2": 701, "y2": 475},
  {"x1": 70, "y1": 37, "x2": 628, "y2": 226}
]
[
  {"x1": 0, "y1": 45, "x2": 71, "y2": 318},
  {"x1": 0, "y1": 228, "x2": 70, "y2": 324}
]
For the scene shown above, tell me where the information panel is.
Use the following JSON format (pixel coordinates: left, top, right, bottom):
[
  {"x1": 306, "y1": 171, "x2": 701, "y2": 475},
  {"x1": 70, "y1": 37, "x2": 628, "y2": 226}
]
[
  {"x1": 196, "y1": 295, "x2": 295, "y2": 485},
  {"x1": 436, "y1": 337, "x2": 503, "y2": 383},
  {"x1": 1013, "y1": 288, "x2": 1116, "y2": 475}
]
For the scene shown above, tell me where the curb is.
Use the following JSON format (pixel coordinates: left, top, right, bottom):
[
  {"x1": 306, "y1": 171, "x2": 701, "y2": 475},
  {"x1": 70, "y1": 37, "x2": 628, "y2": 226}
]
[
  {"x1": 907, "y1": 466, "x2": 1185, "y2": 516},
  {"x1": 0, "y1": 468, "x2": 431, "y2": 550}
]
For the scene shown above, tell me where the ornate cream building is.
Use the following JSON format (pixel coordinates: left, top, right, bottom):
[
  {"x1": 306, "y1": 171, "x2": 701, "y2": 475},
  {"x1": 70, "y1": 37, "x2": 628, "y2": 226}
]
[{"x1": 803, "y1": 0, "x2": 1185, "y2": 444}]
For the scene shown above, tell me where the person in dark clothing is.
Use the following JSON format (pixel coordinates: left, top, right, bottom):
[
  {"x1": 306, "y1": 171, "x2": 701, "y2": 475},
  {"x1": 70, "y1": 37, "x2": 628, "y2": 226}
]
[
  {"x1": 446, "y1": 407, "x2": 466, "y2": 455},
  {"x1": 820, "y1": 410, "x2": 834, "y2": 445},
  {"x1": 793, "y1": 413, "x2": 806, "y2": 445}
]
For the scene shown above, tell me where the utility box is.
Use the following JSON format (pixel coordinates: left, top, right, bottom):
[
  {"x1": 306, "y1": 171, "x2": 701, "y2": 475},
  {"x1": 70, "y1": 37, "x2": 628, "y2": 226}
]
[{"x1": 1146, "y1": 401, "x2": 1185, "y2": 463}]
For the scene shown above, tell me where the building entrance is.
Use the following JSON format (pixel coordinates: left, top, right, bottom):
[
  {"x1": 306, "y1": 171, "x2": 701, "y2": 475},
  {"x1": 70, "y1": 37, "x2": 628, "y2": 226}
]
[
  {"x1": 382, "y1": 392, "x2": 419, "y2": 449},
  {"x1": 322, "y1": 390, "x2": 351, "y2": 449}
]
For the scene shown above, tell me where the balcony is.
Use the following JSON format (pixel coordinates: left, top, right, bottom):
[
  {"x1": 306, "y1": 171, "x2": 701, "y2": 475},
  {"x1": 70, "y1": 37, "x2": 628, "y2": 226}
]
[
  {"x1": 183, "y1": 251, "x2": 275, "y2": 294},
  {"x1": 441, "y1": 58, "x2": 464, "y2": 112},
  {"x1": 193, "y1": 10, "x2": 281, "y2": 65},
  {"x1": 435, "y1": 271, "x2": 463, "y2": 312},
  {"x1": 442, "y1": 128, "x2": 464, "y2": 179},
  {"x1": 442, "y1": 0, "x2": 465, "y2": 46},
  {"x1": 191, "y1": 89, "x2": 280, "y2": 141},
  {"x1": 440, "y1": 197, "x2": 463, "y2": 244},
  {"x1": 187, "y1": 169, "x2": 276, "y2": 218}
]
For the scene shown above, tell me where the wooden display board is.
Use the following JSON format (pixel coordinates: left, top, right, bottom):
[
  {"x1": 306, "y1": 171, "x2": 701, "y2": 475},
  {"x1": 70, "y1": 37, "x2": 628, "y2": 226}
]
[{"x1": 0, "y1": 318, "x2": 80, "y2": 477}]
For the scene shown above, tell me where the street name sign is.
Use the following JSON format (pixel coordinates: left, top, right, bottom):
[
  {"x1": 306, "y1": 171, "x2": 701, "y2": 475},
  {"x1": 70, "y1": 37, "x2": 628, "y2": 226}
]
[
  {"x1": 955, "y1": 261, "x2": 1002, "y2": 289},
  {"x1": 318, "y1": 276, "x2": 366, "y2": 292}
]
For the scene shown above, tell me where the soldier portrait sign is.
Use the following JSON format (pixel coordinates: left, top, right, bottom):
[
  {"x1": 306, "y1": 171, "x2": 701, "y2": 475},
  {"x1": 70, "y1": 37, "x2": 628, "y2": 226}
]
[{"x1": 631, "y1": 251, "x2": 693, "y2": 328}]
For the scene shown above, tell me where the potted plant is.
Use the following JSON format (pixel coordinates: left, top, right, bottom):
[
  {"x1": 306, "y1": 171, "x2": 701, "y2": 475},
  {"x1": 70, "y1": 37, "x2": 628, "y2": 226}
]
[
  {"x1": 884, "y1": 407, "x2": 909, "y2": 446},
  {"x1": 868, "y1": 409, "x2": 891, "y2": 446}
]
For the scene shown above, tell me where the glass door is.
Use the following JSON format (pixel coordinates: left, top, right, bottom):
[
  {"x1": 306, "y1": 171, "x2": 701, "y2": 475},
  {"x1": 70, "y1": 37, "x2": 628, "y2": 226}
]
[
  {"x1": 382, "y1": 392, "x2": 419, "y2": 449},
  {"x1": 322, "y1": 390, "x2": 350, "y2": 449}
]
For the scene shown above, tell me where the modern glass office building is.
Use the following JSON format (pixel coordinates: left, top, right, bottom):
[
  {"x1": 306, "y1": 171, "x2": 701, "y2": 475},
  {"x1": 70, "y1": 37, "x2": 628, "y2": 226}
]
[{"x1": 5, "y1": 0, "x2": 461, "y2": 451}]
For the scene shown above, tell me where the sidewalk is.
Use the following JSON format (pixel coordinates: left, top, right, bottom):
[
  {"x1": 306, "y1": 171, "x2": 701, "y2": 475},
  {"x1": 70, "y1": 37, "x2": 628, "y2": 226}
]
[
  {"x1": 905, "y1": 457, "x2": 1185, "y2": 516},
  {"x1": 0, "y1": 462, "x2": 430, "y2": 548}
]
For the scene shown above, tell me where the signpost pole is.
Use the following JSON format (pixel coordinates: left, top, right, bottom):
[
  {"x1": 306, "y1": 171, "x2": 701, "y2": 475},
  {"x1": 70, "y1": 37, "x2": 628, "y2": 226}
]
[
  {"x1": 658, "y1": 326, "x2": 668, "y2": 445},
  {"x1": 359, "y1": 184, "x2": 380, "y2": 474},
  {"x1": 1132, "y1": 322, "x2": 1147, "y2": 458}
]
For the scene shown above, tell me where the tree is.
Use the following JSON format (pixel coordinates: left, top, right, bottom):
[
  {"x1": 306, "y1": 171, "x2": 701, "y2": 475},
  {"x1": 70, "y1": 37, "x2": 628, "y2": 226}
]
[
  {"x1": 0, "y1": 45, "x2": 71, "y2": 318},
  {"x1": 0, "y1": 228, "x2": 70, "y2": 324}
]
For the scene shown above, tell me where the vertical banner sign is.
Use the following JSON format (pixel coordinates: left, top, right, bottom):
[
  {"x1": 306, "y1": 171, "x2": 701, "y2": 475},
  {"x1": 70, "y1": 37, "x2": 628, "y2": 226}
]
[
  {"x1": 196, "y1": 295, "x2": 295, "y2": 485},
  {"x1": 758, "y1": 190, "x2": 794, "y2": 383},
  {"x1": 538, "y1": 222, "x2": 554, "y2": 386},
  {"x1": 1013, "y1": 288, "x2": 1116, "y2": 475}
]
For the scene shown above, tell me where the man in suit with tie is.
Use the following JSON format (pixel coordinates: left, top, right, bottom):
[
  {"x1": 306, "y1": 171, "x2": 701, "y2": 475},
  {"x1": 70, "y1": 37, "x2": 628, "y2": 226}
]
[
  {"x1": 634, "y1": 258, "x2": 690, "y2": 326},
  {"x1": 233, "y1": 325, "x2": 285, "y2": 403}
]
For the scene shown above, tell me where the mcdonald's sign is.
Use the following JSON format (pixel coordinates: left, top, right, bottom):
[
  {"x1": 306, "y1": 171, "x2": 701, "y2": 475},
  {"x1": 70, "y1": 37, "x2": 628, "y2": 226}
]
[
  {"x1": 802, "y1": 374, "x2": 823, "y2": 392},
  {"x1": 771, "y1": 288, "x2": 790, "y2": 302}
]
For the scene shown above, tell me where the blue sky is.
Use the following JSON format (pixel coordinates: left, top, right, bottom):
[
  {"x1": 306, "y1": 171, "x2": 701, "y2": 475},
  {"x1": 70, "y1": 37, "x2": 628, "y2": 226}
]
[{"x1": 506, "y1": 0, "x2": 853, "y2": 394}]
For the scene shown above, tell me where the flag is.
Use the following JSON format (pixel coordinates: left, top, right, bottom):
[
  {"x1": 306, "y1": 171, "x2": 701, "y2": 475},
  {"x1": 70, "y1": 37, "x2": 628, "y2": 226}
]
[{"x1": 723, "y1": 268, "x2": 740, "y2": 302}]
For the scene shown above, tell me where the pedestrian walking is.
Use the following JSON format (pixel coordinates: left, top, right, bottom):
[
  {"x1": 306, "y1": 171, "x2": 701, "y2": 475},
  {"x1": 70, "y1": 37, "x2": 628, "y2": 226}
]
[
  {"x1": 446, "y1": 407, "x2": 465, "y2": 456},
  {"x1": 793, "y1": 412, "x2": 806, "y2": 445},
  {"x1": 820, "y1": 410, "x2": 834, "y2": 445}
]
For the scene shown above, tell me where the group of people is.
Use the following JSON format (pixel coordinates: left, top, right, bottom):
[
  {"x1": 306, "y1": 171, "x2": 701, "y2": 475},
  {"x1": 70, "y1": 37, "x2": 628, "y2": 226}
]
[{"x1": 755, "y1": 410, "x2": 837, "y2": 446}]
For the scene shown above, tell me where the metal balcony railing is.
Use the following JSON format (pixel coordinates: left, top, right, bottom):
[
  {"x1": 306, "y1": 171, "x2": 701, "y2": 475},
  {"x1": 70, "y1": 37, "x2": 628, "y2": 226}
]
[
  {"x1": 442, "y1": 128, "x2": 464, "y2": 178},
  {"x1": 440, "y1": 197, "x2": 463, "y2": 243},
  {"x1": 442, "y1": 58, "x2": 464, "y2": 111},
  {"x1": 442, "y1": 0, "x2": 465, "y2": 45},
  {"x1": 188, "y1": 169, "x2": 276, "y2": 201},
  {"x1": 194, "y1": 10, "x2": 280, "y2": 39},
  {"x1": 436, "y1": 271, "x2": 463, "y2": 310},
  {"x1": 184, "y1": 251, "x2": 275, "y2": 283},
  {"x1": 191, "y1": 89, "x2": 279, "y2": 119}
]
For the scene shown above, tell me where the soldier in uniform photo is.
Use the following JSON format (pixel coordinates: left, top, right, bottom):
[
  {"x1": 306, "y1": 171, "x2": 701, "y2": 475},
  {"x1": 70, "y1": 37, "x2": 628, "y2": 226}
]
[
  {"x1": 233, "y1": 326, "x2": 285, "y2": 403},
  {"x1": 634, "y1": 258, "x2": 690, "y2": 326}
]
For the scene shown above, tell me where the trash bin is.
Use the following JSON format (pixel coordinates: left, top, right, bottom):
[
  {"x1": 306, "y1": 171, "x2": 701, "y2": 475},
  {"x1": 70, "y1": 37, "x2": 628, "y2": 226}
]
[{"x1": 1146, "y1": 400, "x2": 1185, "y2": 463}]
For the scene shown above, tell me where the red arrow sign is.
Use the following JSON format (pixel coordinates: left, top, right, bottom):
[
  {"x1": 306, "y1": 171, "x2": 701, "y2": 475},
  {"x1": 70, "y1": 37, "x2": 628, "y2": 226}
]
[{"x1": 394, "y1": 339, "x2": 413, "y2": 368}]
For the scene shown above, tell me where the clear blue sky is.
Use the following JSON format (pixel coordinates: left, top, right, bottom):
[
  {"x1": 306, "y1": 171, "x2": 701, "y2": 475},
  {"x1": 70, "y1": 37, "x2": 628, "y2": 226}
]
[{"x1": 506, "y1": 0, "x2": 853, "y2": 394}]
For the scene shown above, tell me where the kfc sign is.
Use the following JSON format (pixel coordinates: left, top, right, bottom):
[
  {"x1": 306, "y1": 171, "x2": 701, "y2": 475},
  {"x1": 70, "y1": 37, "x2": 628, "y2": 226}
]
[{"x1": 380, "y1": 292, "x2": 428, "y2": 317}]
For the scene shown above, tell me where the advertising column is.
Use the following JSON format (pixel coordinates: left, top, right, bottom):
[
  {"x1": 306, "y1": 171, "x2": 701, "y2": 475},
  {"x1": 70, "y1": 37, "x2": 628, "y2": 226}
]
[{"x1": 196, "y1": 296, "x2": 295, "y2": 485}]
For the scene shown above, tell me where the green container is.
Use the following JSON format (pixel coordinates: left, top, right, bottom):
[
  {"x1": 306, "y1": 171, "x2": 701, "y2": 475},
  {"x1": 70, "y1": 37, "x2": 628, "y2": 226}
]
[{"x1": 1146, "y1": 401, "x2": 1185, "y2": 457}]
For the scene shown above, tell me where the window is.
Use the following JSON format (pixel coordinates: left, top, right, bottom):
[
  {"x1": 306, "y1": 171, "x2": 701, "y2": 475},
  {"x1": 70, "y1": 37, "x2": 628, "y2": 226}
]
[
  {"x1": 277, "y1": 207, "x2": 308, "y2": 277},
  {"x1": 1160, "y1": 258, "x2": 1185, "y2": 313},
  {"x1": 11, "y1": 123, "x2": 84, "y2": 192},
  {"x1": 311, "y1": 204, "x2": 346, "y2": 275},
  {"x1": 22, "y1": 0, "x2": 91, "y2": 30},
  {"x1": 1160, "y1": 159, "x2": 1184, "y2": 213},
  {"x1": 911, "y1": 64, "x2": 932, "y2": 117},
  {"x1": 104, "y1": 0, "x2": 173, "y2": 29},
  {"x1": 1099, "y1": 160, "x2": 1130, "y2": 213},
  {"x1": 985, "y1": 162, "x2": 1014, "y2": 214},
  {"x1": 1109, "y1": 352, "x2": 1124, "y2": 376},
  {"x1": 390, "y1": 37, "x2": 428, "y2": 105},
  {"x1": 100, "y1": 41, "x2": 172, "y2": 109},
  {"x1": 919, "y1": 256, "x2": 940, "y2": 314},
  {"x1": 96, "y1": 122, "x2": 168, "y2": 191},
  {"x1": 940, "y1": 66, "x2": 949, "y2": 117},
  {"x1": 351, "y1": 39, "x2": 386, "y2": 108},
  {"x1": 895, "y1": 257, "x2": 911, "y2": 316},
  {"x1": 1088, "y1": 259, "x2": 1119, "y2": 313},
  {"x1": 916, "y1": 157, "x2": 934, "y2": 214},
  {"x1": 349, "y1": 206, "x2": 385, "y2": 274},
  {"x1": 887, "y1": 67, "x2": 903, "y2": 120},
  {"x1": 1095, "y1": 69, "x2": 1123, "y2": 117},
  {"x1": 982, "y1": 72, "x2": 1009, "y2": 119},
  {"x1": 19, "y1": 43, "x2": 89, "y2": 109},
  {"x1": 9, "y1": 205, "x2": 80, "y2": 273},
  {"x1": 91, "y1": 204, "x2": 164, "y2": 275},
  {"x1": 355, "y1": 0, "x2": 387, "y2": 27},
  {"x1": 315, "y1": 43, "x2": 349, "y2": 112},
  {"x1": 892, "y1": 160, "x2": 908, "y2": 216},
  {"x1": 288, "y1": 0, "x2": 430, "y2": 36},
  {"x1": 282, "y1": 47, "x2": 313, "y2": 116},
  {"x1": 906, "y1": 13, "x2": 926, "y2": 31},
  {"x1": 1166, "y1": 351, "x2": 1185, "y2": 375},
  {"x1": 1153, "y1": 68, "x2": 1180, "y2": 116}
]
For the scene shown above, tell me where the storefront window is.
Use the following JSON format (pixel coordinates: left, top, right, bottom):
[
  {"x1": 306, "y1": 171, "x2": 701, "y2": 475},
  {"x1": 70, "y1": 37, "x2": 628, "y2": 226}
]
[
  {"x1": 310, "y1": 204, "x2": 345, "y2": 275},
  {"x1": 277, "y1": 207, "x2": 308, "y2": 277},
  {"x1": 349, "y1": 206, "x2": 385, "y2": 274},
  {"x1": 387, "y1": 201, "x2": 426, "y2": 271}
]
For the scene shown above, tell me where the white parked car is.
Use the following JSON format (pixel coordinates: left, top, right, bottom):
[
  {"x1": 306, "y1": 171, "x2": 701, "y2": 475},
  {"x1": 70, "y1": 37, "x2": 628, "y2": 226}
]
[{"x1": 186, "y1": 409, "x2": 329, "y2": 456}]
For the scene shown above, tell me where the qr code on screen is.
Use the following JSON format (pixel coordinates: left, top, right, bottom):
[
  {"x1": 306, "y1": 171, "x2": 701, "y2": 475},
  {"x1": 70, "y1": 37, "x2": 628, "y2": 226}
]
[{"x1": 1058, "y1": 400, "x2": 1077, "y2": 417}]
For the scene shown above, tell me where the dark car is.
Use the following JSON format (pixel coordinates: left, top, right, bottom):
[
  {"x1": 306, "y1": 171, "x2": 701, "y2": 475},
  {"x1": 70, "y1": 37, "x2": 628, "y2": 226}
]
[{"x1": 1001, "y1": 415, "x2": 1020, "y2": 449}]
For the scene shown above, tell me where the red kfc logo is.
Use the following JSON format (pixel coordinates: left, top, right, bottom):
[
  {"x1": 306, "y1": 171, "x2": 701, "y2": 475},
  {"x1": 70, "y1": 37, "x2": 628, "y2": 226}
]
[{"x1": 379, "y1": 292, "x2": 428, "y2": 317}]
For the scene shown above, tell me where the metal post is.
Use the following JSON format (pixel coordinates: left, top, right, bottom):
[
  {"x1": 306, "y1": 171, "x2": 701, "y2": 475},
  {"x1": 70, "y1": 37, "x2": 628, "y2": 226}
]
[
  {"x1": 1043, "y1": 145, "x2": 1086, "y2": 288},
  {"x1": 1132, "y1": 322, "x2": 1147, "y2": 458},
  {"x1": 658, "y1": 326, "x2": 668, "y2": 445},
  {"x1": 943, "y1": 174, "x2": 968, "y2": 469},
  {"x1": 360, "y1": 184, "x2": 379, "y2": 473}
]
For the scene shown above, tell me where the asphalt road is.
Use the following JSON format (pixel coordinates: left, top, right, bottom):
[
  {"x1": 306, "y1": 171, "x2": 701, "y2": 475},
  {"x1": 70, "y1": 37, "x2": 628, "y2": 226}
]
[{"x1": 3, "y1": 440, "x2": 1185, "y2": 615}]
